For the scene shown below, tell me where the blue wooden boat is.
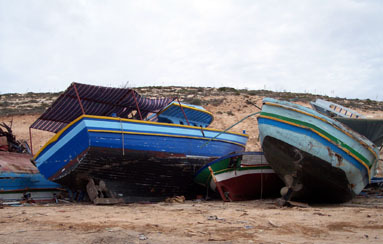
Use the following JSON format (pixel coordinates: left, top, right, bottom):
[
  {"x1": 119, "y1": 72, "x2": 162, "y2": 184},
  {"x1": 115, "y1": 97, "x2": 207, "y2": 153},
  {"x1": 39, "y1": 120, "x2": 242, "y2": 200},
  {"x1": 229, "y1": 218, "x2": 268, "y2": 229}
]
[
  {"x1": 30, "y1": 83, "x2": 248, "y2": 202},
  {"x1": 0, "y1": 151, "x2": 62, "y2": 202},
  {"x1": 148, "y1": 101, "x2": 213, "y2": 127},
  {"x1": 257, "y1": 98, "x2": 380, "y2": 203}
]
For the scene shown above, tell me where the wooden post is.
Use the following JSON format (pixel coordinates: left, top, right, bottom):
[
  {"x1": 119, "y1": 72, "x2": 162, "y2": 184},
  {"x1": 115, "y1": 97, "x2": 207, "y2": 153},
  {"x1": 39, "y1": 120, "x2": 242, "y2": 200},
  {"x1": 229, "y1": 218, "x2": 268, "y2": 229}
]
[
  {"x1": 176, "y1": 97, "x2": 190, "y2": 126},
  {"x1": 29, "y1": 127, "x2": 33, "y2": 156},
  {"x1": 73, "y1": 82, "x2": 85, "y2": 115},
  {"x1": 208, "y1": 166, "x2": 229, "y2": 202},
  {"x1": 131, "y1": 90, "x2": 143, "y2": 120}
]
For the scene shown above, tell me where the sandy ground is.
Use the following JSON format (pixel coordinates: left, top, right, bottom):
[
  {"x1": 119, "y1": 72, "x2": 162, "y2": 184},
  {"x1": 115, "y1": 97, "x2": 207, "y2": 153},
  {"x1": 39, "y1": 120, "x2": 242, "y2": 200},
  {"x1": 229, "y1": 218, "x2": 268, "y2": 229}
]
[
  {"x1": 1, "y1": 198, "x2": 383, "y2": 244},
  {"x1": 1, "y1": 95, "x2": 383, "y2": 243}
]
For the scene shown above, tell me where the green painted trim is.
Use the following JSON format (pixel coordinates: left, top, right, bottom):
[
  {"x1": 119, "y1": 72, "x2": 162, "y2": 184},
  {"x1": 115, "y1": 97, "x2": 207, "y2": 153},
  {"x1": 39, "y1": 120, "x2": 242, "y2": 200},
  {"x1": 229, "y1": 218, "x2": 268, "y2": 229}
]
[
  {"x1": 260, "y1": 111, "x2": 373, "y2": 168},
  {"x1": 194, "y1": 156, "x2": 272, "y2": 187}
]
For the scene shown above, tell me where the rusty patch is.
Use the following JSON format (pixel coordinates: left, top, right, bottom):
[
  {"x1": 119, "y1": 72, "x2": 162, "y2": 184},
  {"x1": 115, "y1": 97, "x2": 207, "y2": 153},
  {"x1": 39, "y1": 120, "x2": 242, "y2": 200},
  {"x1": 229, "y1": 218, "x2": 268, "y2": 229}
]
[
  {"x1": 335, "y1": 153, "x2": 343, "y2": 166},
  {"x1": 326, "y1": 147, "x2": 334, "y2": 157}
]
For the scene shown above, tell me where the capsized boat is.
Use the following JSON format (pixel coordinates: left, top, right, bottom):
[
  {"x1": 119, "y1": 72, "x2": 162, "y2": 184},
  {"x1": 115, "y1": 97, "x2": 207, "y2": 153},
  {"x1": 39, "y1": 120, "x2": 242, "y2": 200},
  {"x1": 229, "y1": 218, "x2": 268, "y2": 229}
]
[
  {"x1": 257, "y1": 98, "x2": 380, "y2": 203},
  {"x1": 194, "y1": 151, "x2": 283, "y2": 201},
  {"x1": 31, "y1": 83, "x2": 248, "y2": 202},
  {"x1": 0, "y1": 151, "x2": 62, "y2": 202}
]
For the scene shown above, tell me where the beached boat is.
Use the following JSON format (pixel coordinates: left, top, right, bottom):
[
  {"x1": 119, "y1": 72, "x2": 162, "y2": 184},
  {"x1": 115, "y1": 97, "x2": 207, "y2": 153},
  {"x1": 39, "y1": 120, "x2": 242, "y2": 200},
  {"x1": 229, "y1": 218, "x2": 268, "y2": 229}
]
[
  {"x1": 310, "y1": 98, "x2": 364, "y2": 118},
  {"x1": 194, "y1": 151, "x2": 283, "y2": 201},
  {"x1": 31, "y1": 83, "x2": 248, "y2": 202},
  {"x1": 310, "y1": 99, "x2": 383, "y2": 151},
  {"x1": 148, "y1": 101, "x2": 213, "y2": 127},
  {"x1": 0, "y1": 151, "x2": 62, "y2": 202},
  {"x1": 257, "y1": 98, "x2": 380, "y2": 203}
]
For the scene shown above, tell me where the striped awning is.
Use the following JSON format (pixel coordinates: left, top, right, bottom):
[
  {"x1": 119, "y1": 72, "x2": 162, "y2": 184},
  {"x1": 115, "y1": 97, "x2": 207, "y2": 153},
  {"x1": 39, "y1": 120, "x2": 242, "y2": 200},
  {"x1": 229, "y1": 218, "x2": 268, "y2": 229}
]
[{"x1": 30, "y1": 82, "x2": 174, "y2": 133}]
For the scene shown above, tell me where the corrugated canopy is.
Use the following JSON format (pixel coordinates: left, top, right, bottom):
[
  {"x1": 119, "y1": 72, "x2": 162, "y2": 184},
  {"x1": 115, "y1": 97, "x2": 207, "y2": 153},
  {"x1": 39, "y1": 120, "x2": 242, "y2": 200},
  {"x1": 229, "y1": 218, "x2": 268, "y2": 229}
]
[{"x1": 30, "y1": 82, "x2": 174, "y2": 133}]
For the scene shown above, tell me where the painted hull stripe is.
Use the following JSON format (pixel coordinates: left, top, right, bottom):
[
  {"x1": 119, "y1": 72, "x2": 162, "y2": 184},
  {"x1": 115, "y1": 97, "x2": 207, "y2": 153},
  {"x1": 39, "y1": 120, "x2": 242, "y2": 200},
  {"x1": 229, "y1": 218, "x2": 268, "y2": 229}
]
[
  {"x1": 88, "y1": 129, "x2": 246, "y2": 147},
  {"x1": 259, "y1": 113, "x2": 373, "y2": 168},
  {"x1": 258, "y1": 116, "x2": 371, "y2": 179},
  {"x1": 215, "y1": 169, "x2": 276, "y2": 182},
  {"x1": 33, "y1": 114, "x2": 248, "y2": 160},
  {"x1": 263, "y1": 102, "x2": 378, "y2": 158},
  {"x1": 213, "y1": 166, "x2": 273, "y2": 175},
  {"x1": 85, "y1": 115, "x2": 248, "y2": 137}
]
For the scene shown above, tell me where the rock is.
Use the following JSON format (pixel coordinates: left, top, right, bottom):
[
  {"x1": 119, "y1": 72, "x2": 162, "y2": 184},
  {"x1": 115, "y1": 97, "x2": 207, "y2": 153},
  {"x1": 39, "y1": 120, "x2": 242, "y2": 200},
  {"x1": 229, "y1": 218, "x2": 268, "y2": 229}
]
[
  {"x1": 138, "y1": 234, "x2": 148, "y2": 240},
  {"x1": 268, "y1": 220, "x2": 279, "y2": 228},
  {"x1": 207, "y1": 215, "x2": 218, "y2": 220}
]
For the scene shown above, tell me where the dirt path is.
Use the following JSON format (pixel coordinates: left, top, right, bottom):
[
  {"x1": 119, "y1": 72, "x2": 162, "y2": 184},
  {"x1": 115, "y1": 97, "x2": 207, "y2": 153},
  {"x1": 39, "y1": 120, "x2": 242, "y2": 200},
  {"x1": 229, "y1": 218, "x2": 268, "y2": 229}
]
[{"x1": 1, "y1": 198, "x2": 383, "y2": 244}]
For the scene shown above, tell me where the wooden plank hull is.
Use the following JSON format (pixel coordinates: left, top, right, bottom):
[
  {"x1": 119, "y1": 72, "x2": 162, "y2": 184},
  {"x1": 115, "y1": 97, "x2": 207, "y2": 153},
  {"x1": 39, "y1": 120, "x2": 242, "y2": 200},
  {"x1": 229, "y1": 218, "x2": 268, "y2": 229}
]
[
  {"x1": 0, "y1": 151, "x2": 62, "y2": 202},
  {"x1": 194, "y1": 152, "x2": 283, "y2": 201},
  {"x1": 34, "y1": 115, "x2": 248, "y2": 202},
  {"x1": 258, "y1": 98, "x2": 380, "y2": 203}
]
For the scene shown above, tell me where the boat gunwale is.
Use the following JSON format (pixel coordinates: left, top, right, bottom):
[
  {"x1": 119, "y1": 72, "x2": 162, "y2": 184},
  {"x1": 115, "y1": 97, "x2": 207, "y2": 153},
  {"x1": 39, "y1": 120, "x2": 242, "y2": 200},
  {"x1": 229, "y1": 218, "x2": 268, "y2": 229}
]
[
  {"x1": 87, "y1": 129, "x2": 247, "y2": 148},
  {"x1": 155, "y1": 102, "x2": 214, "y2": 123},
  {"x1": 262, "y1": 101, "x2": 378, "y2": 159},
  {"x1": 258, "y1": 113, "x2": 374, "y2": 179},
  {"x1": 194, "y1": 151, "x2": 265, "y2": 177},
  {"x1": 33, "y1": 114, "x2": 248, "y2": 160}
]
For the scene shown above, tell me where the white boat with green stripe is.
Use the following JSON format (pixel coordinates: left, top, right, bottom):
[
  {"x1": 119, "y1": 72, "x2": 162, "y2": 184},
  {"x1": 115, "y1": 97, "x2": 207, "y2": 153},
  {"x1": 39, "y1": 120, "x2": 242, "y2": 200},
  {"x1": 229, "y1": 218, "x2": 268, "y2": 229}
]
[{"x1": 257, "y1": 98, "x2": 380, "y2": 203}]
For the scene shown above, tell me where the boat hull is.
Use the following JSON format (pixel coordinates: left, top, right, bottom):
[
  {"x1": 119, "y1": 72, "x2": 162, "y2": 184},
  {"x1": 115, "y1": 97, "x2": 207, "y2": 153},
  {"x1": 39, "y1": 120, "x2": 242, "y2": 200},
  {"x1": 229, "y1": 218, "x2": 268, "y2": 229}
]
[
  {"x1": 262, "y1": 136, "x2": 354, "y2": 202},
  {"x1": 34, "y1": 115, "x2": 248, "y2": 202},
  {"x1": 0, "y1": 151, "x2": 62, "y2": 202},
  {"x1": 194, "y1": 152, "x2": 283, "y2": 201},
  {"x1": 258, "y1": 98, "x2": 379, "y2": 203}
]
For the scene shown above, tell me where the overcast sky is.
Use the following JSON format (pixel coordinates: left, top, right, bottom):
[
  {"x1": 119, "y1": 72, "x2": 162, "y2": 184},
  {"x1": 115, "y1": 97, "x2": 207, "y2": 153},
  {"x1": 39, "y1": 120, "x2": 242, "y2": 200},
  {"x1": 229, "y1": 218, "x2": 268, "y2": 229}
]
[{"x1": 0, "y1": 0, "x2": 382, "y2": 100}]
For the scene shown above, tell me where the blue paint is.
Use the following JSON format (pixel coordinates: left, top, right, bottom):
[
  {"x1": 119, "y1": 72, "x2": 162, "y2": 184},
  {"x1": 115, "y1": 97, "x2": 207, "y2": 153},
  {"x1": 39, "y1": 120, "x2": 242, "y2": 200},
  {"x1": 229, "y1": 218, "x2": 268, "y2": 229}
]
[
  {"x1": 147, "y1": 102, "x2": 214, "y2": 127},
  {"x1": 0, "y1": 172, "x2": 61, "y2": 192},
  {"x1": 258, "y1": 117, "x2": 369, "y2": 179},
  {"x1": 35, "y1": 116, "x2": 248, "y2": 179},
  {"x1": 37, "y1": 127, "x2": 90, "y2": 179}
]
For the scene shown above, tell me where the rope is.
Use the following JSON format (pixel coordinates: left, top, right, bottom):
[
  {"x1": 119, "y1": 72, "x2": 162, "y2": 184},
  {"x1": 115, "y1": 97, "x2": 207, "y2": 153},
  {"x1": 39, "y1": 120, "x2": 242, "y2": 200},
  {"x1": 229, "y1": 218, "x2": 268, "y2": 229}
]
[
  {"x1": 120, "y1": 118, "x2": 125, "y2": 156},
  {"x1": 200, "y1": 111, "x2": 261, "y2": 148}
]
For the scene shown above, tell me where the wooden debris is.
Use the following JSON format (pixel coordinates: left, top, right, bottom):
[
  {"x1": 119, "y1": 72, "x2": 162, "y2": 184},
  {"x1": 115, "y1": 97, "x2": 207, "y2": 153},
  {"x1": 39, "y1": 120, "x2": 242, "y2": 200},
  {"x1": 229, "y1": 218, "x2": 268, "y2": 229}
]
[
  {"x1": 0, "y1": 122, "x2": 30, "y2": 153},
  {"x1": 86, "y1": 178, "x2": 123, "y2": 205},
  {"x1": 165, "y1": 195, "x2": 185, "y2": 203}
]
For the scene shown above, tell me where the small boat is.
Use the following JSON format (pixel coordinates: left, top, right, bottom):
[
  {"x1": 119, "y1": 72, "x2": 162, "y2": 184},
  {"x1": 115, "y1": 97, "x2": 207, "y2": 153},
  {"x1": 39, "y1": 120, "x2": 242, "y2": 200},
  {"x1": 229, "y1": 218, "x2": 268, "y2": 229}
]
[
  {"x1": 31, "y1": 83, "x2": 248, "y2": 203},
  {"x1": 194, "y1": 152, "x2": 283, "y2": 201},
  {"x1": 257, "y1": 98, "x2": 380, "y2": 203},
  {"x1": 147, "y1": 101, "x2": 213, "y2": 127},
  {"x1": 310, "y1": 98, "x2": 364, "y2": 118},
  {"x1": 310, "y1": 99, "x2": 383, "y2": 151},
  {"x1": 0, "y1": 151, "x2": 62, "y2": 202}
]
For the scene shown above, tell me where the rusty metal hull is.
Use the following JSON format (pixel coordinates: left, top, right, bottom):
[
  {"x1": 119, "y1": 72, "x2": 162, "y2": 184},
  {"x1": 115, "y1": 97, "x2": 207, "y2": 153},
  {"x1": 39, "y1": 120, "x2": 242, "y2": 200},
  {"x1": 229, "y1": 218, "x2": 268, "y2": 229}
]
[{"x1": 54, "y1": 147, "x2": 213, "y2": 202}]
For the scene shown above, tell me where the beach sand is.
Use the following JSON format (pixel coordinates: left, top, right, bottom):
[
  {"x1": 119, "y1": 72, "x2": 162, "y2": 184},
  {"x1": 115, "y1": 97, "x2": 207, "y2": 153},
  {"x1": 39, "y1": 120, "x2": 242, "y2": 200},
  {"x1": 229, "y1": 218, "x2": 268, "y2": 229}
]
[{"x1": 1, "y1": 198, "x2": 383, "y2": 244}]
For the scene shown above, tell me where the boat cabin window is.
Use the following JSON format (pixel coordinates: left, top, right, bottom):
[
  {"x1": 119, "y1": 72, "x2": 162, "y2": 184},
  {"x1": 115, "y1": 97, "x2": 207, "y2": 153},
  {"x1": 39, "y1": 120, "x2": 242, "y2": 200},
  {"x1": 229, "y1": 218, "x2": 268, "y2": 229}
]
[{"x1": 179, "y1": 121, "x2": 184, "y2": 125}]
